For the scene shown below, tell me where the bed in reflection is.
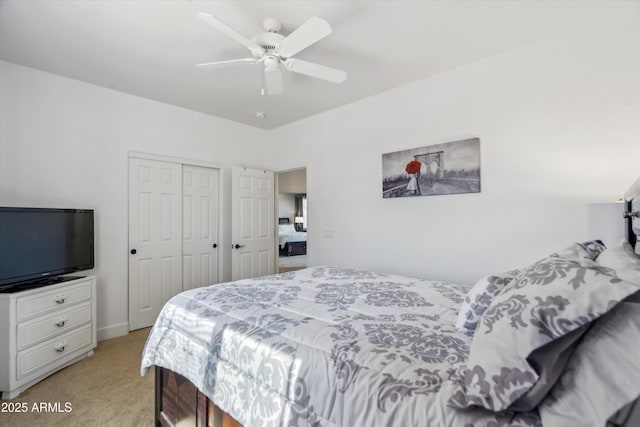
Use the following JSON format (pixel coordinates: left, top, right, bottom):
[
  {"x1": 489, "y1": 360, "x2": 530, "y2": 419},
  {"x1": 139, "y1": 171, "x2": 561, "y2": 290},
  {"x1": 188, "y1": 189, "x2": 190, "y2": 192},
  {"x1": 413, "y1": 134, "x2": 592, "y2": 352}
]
[{"x1": 278, "y1": 217, "x2": 307, "y2": 256}]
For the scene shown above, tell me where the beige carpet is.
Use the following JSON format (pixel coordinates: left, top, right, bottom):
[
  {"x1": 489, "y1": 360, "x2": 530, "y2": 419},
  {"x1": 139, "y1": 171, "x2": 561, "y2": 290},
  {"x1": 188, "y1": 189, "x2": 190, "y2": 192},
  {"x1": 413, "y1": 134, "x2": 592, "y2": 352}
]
[
  {"x1": 278, "y1": 254, "x2": 307, "y2": 268},
  {"x1": 1, "y1": 328, "x2": 154, "y2": 427}
]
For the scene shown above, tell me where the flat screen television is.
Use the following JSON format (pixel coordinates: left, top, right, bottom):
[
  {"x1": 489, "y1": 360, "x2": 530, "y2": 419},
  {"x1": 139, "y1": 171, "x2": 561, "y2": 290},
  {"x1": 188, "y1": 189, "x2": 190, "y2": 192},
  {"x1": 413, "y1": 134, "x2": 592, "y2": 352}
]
[{"x1": 0, "y1": 207, "x2": 94, "y2": 291}]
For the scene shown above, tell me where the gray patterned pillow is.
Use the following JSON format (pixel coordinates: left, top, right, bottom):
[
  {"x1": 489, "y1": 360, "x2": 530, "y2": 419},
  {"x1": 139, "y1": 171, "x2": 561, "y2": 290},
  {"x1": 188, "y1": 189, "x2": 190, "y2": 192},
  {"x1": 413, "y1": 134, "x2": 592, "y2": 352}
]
[
  {"x1": 596, "y1": 240, "x2": 640, "y2": 285},
  {"x1": 447, "y1": 244, "x2": 640, "y2": 412},
  {"x1": 455, "y1": 270, "x2": 520, "y2": 336},
  {"x1": 555, "y1": 239, "x2": 606, "y2": 261},
  {"x1": 577, "y1": 239, "x2": 606, "y2": 260},
  {"x1": 538, "y1": 298, "x2": 640, "y2": 426},
  {"x1": 453, "y1": 241, "x2": 604, "y2": 337}
]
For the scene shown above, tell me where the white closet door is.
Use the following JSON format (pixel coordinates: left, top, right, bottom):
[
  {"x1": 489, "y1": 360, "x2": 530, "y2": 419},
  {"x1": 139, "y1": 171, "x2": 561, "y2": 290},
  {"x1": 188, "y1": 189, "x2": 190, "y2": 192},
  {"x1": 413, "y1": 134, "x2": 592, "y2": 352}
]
[
  {"x1": 232, "y1": 166, "x2": 275, "y2": 280},
  {"x1": 128, "y1": 158, "x2": 183, "y2": 331},
  {"x1": 182, "y1": 165, "x2": 220, "y2": 290}
]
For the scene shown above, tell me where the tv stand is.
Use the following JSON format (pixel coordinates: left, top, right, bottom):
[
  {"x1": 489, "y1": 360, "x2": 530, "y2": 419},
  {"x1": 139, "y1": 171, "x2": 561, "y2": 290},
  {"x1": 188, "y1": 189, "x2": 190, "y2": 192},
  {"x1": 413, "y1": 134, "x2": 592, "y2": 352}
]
[{"x1": 0, "y1": 276, "x2": 97, "y2": 399}]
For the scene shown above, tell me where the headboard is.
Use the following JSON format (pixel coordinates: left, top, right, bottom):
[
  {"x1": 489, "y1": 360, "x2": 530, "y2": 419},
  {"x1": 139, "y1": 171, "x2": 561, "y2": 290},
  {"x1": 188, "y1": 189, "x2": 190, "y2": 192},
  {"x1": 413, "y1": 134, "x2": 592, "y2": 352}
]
[
  {"x1": 624, "y1": 176, "x2": 640, "y2": 250},
  {"x1": 612, "y1": 179, "x2": 640, "y2": 426},
  {"x1": 278, "y1": 217, "x2": 290, "y2": 225},
  {"x1": 625, "y1": 200, "x2": 637, "y2": 249}
]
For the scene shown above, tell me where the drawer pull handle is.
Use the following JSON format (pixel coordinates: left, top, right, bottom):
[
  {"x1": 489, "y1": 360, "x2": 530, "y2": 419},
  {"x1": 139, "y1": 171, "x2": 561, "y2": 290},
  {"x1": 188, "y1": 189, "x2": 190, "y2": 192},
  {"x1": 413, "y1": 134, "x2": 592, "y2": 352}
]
[
  {"x1": 56, "y1": 320, "x2": 66, "y2": 327},
  {"x1": 56, "y1": 298, "x2": 65, "y2": 304},
  {"x1": 55, "y1": 345, "x2": 66, "y2": 353}
]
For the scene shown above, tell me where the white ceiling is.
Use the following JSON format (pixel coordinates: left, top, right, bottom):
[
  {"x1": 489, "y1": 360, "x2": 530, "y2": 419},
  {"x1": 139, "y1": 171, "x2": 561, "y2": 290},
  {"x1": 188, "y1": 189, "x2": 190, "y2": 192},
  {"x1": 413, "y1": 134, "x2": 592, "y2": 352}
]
[{"x1": 0, "y1": 1, "x2": 611, "y2": 129}]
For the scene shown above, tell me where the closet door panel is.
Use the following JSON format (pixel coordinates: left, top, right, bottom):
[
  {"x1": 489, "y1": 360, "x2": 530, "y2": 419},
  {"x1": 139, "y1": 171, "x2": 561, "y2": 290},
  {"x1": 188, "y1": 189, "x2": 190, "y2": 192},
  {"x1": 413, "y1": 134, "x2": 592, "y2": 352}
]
[
  {"x1": 183, "y1": 165, "x2": 220, "y2": 290},
  {"x1": 129, "y1": 158, "x2": 182, "y2": 330}
]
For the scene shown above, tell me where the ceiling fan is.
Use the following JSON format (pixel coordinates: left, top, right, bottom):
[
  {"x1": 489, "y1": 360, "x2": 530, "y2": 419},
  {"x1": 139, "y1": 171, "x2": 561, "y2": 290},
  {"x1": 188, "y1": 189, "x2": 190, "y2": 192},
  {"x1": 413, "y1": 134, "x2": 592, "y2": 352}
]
[{"x1": 196, "y1": 13, "x2": 347, "y2": 95}]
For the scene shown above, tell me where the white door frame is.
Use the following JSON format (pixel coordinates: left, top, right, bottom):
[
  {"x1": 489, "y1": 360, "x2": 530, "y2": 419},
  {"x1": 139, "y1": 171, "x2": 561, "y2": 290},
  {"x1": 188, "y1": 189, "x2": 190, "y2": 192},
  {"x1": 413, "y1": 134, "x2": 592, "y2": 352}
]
[
  {"x1": 274, "y1": 166, "x2": 308, "y2": 273},
  {"x1": 127, "y1": 151, "x2": 224, "y2": 322},
  {"x1": 129, "y1": 151, "x2": 222, "y2": 173}
]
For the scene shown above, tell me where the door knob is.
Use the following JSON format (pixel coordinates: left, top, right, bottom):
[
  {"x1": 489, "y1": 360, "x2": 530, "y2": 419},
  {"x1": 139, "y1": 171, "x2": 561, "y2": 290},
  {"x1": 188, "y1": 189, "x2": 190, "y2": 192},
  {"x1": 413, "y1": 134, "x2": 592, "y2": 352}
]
[
  {"x1": 212, "y1": 243, "x2": 217, "y2": 248},
  {"x1": 233, "y1": 244, "x2": 244, "y2": 249},
  {"x1": 130, "y1": 249, "x2": 137, "y2": 255}
]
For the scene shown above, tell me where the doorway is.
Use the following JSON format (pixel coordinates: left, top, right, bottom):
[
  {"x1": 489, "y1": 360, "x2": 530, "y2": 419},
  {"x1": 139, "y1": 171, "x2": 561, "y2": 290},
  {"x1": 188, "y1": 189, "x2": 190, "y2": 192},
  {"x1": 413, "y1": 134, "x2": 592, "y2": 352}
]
[{"x1": 276, "y1": 168, "x2": 307, "y2": 273}]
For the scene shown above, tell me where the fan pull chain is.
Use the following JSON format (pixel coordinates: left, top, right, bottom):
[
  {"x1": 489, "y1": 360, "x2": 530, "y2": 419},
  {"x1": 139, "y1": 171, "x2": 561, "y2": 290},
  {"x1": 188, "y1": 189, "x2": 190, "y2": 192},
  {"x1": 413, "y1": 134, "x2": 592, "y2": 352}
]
[{"x1": 261, "y1": 62, "x2": 265, "y2": 96}]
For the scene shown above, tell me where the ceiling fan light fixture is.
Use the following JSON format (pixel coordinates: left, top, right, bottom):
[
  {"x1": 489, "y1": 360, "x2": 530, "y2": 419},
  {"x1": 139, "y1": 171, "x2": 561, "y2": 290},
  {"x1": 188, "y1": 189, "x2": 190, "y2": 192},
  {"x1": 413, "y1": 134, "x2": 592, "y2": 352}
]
[{"x1": 264, "y1": 55, "x2": 279, "y2": 71}]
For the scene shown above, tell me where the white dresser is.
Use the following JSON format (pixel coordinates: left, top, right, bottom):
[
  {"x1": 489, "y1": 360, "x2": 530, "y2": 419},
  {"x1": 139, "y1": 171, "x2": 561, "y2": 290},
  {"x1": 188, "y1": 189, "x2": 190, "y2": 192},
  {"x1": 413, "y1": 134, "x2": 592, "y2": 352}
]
[{"x1": 0, "y1": 276, "x2": 97, "y2": 399}]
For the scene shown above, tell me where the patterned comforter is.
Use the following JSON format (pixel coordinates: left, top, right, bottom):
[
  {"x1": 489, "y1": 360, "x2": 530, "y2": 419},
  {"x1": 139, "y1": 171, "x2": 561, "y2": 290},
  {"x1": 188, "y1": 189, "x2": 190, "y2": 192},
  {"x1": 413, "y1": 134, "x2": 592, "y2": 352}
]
[{"x1": 141, "y1": 266, "x2": 541, "y2": 427}]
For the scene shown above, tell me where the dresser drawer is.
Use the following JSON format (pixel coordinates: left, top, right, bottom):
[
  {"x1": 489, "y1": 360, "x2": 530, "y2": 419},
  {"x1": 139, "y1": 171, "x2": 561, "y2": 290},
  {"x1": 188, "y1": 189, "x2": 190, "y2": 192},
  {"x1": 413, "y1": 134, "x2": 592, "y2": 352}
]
[
  {"x1": 16, "y1": 280, "x2": 93, "y2": 321},
  {"x1": 17, "y1": 324, "x2": 93, "y2": 381},
  {"x1": 17, "y1": 302, "x2": 92, "y2": 351}
]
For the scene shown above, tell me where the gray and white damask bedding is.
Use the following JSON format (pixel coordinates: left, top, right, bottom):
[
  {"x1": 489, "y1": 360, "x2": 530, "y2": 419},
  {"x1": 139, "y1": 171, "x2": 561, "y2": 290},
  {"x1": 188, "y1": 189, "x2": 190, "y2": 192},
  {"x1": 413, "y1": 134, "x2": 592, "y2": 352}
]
[
  {"x1": 143, "y1": 179, "x2": 640, "y2": 426},
  {"x1": 141, "y1": 266, "x2": 541, "y2": 427}
]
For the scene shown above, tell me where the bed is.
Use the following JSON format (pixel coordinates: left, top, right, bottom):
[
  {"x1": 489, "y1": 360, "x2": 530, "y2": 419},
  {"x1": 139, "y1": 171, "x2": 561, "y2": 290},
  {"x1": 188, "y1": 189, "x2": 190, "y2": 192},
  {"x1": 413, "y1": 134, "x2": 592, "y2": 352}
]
[
  {"x1": 142, "y1": 180, "x2": 640, "y2": 427},
  {"x1": 278, "y1": 218, "x2": 307, "y2": 256}
]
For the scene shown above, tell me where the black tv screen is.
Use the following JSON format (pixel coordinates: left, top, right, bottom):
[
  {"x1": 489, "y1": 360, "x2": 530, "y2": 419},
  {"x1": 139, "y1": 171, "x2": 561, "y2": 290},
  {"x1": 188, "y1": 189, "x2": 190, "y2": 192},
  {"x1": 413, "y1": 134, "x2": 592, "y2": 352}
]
[{"x1": 0, "y1": 207, "x2": 94, "y2": 287}]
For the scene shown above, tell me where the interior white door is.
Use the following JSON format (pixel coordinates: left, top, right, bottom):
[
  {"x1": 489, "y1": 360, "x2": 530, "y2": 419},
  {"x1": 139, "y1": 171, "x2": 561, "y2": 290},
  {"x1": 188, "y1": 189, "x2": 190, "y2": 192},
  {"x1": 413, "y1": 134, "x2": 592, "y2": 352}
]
[
  {"x1": 129, "y1": 158, "x2": 183, "y2": 330},
  {"x1": 232, "y1": 166, "x2": 275, "y2": 280},
  {"x1": 183, "y1": 165, "x2": 220, "y2": 290}
]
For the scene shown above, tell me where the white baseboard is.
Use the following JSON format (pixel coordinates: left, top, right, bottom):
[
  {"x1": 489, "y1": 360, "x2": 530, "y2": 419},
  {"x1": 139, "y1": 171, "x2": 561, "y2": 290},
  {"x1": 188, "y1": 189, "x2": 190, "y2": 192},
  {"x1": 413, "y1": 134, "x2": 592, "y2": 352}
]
[{"x1": 97, "y1": 322, "x2": 129, "y2": 341}]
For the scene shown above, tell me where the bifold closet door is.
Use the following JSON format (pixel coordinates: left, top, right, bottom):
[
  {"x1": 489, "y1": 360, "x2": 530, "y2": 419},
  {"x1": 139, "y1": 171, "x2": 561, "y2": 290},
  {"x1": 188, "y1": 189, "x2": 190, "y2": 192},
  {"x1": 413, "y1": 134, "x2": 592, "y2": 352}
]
[
  {"x1": 182, "y1": 165, "x2": 219, "y2": 290},
  {"x1": 129, "y1": 158, "x2": 183, "y2": 331}
]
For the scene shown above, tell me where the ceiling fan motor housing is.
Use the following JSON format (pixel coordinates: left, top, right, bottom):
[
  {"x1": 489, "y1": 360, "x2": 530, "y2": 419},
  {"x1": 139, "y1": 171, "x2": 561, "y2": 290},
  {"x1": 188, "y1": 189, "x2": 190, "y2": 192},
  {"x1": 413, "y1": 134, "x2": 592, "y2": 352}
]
[{"x1": 251, "y1": 32, "x2": 285, "y2": 56}]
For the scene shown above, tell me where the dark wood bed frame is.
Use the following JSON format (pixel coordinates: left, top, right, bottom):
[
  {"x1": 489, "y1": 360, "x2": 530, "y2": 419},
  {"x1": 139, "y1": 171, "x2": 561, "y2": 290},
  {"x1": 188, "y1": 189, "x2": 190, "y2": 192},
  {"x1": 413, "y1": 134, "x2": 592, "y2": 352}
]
[
  {"x1": 626, "y1": 200, "x2": 637, "y2": 248},
  {"x1": 155, "y1": 366, "x2": 241, "y2": 427},
  {"x1": 154, "y1": 204, "x2": 639, "y2": 427}
]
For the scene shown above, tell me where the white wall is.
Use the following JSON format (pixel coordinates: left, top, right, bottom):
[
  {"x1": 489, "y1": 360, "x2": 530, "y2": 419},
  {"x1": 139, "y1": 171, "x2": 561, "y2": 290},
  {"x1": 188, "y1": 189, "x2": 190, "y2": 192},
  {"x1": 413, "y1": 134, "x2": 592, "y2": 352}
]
[
  {"x1": 0, "y1": 61, "x2": 275, "y2": 339},
  {"x1": 278, "y1": 169, "x2": 307, "y2": 194},
  {"x1": 268, "y1": 9, "x2": 640, "y2": 285}
]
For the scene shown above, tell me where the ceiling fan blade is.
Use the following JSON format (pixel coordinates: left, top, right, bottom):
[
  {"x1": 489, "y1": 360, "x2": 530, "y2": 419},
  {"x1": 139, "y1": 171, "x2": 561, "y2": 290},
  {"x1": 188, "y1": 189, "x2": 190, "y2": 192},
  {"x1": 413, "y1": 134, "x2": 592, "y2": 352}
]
[
  {"x1": 284, "y1": 58, "x2": 347, "y2": 84},
  {"x1": 264, "y1": 65, "x2": 283, "y2": 95},
  {"x1": 278, "y1": 16, "x2": 332, "y2": 58},
  {"x1": 196, "y1": 58, "x2": 256, "y2": 68},
  {"x1": 197, "y1": 12, "x2": 263, "y2": 53}
]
